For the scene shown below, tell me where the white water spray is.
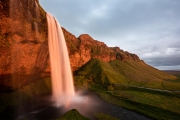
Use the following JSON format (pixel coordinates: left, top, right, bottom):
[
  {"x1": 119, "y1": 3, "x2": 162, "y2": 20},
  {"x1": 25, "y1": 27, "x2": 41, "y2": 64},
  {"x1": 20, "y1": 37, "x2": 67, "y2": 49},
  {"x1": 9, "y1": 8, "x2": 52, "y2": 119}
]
[{"x1": 47, "y1": 13, "x2": 75, "y2": 107}]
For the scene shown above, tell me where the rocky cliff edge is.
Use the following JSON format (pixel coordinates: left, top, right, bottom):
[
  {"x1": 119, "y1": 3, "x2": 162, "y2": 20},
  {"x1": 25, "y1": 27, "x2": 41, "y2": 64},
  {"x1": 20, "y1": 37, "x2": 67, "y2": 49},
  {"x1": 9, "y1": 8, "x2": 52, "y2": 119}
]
[{"x1": 62, "y1": 27, "x2": 142, "y2": 71}]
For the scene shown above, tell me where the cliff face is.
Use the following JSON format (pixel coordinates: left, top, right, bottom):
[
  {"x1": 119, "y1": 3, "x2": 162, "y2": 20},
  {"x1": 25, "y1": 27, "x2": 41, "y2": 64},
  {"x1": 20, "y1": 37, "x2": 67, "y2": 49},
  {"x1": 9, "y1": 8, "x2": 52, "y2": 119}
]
[
  {"x1": 0, "y1": 0, "x2": 142, "y2": 90},
  {"x1": 62, "y1": 28, "x2": 141, "y2": 71},
  {"x1": 0, "y1": 0, "x2": 49, "y2": 90}
]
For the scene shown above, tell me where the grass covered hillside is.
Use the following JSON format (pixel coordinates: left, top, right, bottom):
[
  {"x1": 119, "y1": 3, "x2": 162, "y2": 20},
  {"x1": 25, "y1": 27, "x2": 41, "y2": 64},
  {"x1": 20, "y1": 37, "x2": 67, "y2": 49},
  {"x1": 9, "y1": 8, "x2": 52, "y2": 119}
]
[
  {"x1": 74, "y1": 59, "x2": 180, "y2": 120},
  {"x1": 74, "y1": 59, "x2": 178, "y2": 90}
]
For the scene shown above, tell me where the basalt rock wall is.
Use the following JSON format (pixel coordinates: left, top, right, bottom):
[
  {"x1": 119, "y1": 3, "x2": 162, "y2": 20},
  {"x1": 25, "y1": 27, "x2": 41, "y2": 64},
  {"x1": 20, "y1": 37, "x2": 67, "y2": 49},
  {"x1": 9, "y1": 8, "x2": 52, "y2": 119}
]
[
  {"x1": 62, "y1": 28, "x2": 141, "y2": 71},
  {"x1": 0, "y1": 0, "x2": 49, "y2": 90}
]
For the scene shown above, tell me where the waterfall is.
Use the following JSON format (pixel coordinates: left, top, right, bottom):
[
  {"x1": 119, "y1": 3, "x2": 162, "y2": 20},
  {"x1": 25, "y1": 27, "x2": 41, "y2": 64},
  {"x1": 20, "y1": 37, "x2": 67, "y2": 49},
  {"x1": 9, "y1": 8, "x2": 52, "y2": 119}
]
[{"x1": 46, "y1": 13, "x2": 75, "y2": 107}]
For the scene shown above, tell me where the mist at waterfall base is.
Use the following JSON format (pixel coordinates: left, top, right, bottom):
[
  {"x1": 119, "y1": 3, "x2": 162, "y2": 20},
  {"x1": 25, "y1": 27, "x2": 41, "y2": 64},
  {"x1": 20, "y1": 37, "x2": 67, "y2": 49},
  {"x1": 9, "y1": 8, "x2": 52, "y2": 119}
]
[{"x1": 16, "y1": 91, "x2": 101, "y2": 119}]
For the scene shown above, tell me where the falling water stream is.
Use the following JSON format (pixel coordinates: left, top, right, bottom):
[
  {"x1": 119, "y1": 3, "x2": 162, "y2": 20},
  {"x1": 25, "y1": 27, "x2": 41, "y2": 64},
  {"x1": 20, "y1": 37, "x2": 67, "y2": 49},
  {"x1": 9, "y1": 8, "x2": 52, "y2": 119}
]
[{"x1": 46, "y1": 13, "x2": 75, "y2": 107}]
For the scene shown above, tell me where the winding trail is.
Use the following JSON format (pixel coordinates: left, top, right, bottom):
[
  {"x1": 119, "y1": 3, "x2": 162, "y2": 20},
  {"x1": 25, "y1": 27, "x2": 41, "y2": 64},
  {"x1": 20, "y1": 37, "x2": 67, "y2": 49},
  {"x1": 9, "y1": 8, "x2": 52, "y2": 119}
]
[{"x1": 114, "y1": 84, "x2": 180, "y2": 93}]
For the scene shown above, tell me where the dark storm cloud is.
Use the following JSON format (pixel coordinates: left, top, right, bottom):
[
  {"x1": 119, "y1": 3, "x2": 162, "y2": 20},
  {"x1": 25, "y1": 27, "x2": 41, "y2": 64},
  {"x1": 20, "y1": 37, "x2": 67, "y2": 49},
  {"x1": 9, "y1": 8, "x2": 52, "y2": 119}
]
[
  {"x1": 39, "y1": 0, "x2": 180, "y2": 70},
  {"x1": 143, "y1": 53, "x2": 180, "y2": 70},
  {"x1": 146, "y1": 55, "x2": 180, "y2": 67},
  {"x1": 141, "y1": 46, "x2": 180, "y2": 70}
]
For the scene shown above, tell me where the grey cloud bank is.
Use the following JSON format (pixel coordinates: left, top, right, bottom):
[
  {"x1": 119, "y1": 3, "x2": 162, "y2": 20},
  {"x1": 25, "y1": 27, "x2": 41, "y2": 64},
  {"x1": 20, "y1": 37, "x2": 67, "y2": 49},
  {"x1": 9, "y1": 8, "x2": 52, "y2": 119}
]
[{"x1": 40, "y1": 0, "x2": 180, "y2": 70}]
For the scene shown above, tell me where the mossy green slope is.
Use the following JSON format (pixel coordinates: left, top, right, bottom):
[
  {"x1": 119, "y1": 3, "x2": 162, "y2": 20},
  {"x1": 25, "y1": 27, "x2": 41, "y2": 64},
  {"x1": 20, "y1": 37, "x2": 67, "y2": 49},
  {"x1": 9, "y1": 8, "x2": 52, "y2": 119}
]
[
  {"x1": 74, "y1": 59, "x2": 180, "y2": 119},
  {"x1": 59, "y1": 109, "x2": 90, "y2": 120},
  {"x1": 94, "y1": 113, "x2": 119, "y2": 120},
  {"x1": 74, "y1": 59, "x2": 178, "y2": 90},
  {"x1": 74, "y1": 59, "x2": 128, "y2": 89}
]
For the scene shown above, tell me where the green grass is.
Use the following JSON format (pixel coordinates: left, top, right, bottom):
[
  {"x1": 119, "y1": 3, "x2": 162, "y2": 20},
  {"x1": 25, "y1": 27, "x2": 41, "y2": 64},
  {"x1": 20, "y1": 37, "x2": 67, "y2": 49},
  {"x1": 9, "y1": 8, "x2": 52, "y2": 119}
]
[
  {"x1": 58, "y1": 108, "x2": 120, "y2": 120},
  {"x1": 75, "y1": 59, "x2": 131, "y2": 86},
  {"x1": 91, "y1": 85, "x2": 180, "y2": 120},
  {"x1": 21, "y1": 77, "x2": 51, "y2": 97},
  {"x1": 58, "y1": 109, "x2": 90, "y2": 120},
  {"x1": 74, "y1": 59, "x2": 180, "y2": 120},
  {"x1": 110, "y1": 90, "x2": 180, "y2": 114},
  {"x1": 75, "y1": 59, "x2": 179, "y2": 90},
  {"x1": 94, "y1": 113, "x2": 119, "y2": 120},
  {"x1": 109, "y1": 60, "x2": 177, "y2": 89}
]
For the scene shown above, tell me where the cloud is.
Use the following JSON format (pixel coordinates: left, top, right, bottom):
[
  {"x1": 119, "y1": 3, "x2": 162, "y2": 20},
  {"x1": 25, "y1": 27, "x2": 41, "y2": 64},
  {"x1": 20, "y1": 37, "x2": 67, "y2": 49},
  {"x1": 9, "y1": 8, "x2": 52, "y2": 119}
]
[
  {"x1": 39, "y1": 0, "x2": 180, "y2": 70},
  {"x1": 141, "y1": 47, "x2": 180, "y2": 70}
]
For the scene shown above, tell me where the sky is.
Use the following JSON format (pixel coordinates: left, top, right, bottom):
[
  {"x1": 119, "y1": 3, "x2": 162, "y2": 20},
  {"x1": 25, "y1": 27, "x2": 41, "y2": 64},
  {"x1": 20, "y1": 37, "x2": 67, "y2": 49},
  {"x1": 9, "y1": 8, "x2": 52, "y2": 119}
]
[{"x1": 39, "y1": 0, "x2": 180, "y2": 70}]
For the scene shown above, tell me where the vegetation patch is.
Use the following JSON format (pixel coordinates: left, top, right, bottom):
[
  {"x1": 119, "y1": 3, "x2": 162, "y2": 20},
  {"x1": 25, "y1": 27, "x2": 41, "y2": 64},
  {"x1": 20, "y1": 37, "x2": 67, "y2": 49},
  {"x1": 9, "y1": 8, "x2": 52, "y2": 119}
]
[
  {"x1": 94, "y1": 113, "x2": 119, "y2": 120},
  {"x1": 95, "y1": 90, "x2": 179, "y2": 119},
  {"x1": 75, "y1": 59, "x2": 179, "y2": 90},
  {"x1": 58, "y1": 109, "x2": 89, "y2": 120}
]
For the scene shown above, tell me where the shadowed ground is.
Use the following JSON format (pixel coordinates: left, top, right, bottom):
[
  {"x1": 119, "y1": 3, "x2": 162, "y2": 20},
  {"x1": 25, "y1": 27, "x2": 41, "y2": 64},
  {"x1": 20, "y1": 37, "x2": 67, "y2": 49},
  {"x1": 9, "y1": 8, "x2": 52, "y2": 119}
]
[{"x1": 0, "y1": 91, "x2": 152, "y2": 120}]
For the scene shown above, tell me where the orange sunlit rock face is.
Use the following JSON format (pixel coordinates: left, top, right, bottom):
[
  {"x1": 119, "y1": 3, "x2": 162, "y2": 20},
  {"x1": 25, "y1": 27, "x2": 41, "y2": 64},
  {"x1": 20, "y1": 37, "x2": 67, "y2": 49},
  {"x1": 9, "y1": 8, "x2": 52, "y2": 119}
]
[
  {"x1": 0, "y1": 0, "x2": 48, "y2": 90},
  {"x1": 63, "y1": 28, "x2": 141, "y2": 71}
]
